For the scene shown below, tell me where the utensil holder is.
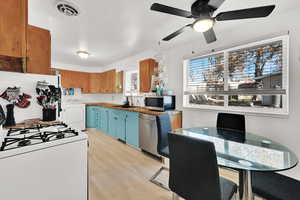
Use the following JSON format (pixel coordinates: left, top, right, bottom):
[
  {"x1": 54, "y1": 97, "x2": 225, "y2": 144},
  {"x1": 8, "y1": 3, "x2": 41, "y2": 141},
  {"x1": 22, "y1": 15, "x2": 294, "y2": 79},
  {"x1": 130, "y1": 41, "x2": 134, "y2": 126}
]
[
  {"x1": 42, "y1": 108, "x2": 56, "y2": 122},
  {"x1": 4, "y1": 104, "x2": 16, "y2": 127}
]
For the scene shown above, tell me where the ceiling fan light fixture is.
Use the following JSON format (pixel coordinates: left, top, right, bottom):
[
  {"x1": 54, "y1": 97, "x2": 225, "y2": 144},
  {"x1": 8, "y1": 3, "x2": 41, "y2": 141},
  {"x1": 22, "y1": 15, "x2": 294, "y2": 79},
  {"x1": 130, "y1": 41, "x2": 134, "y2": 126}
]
[
  {"x1": 77, "y1": 51, "x2": 89, "y2": 59},
  {"x1": 193, "y1": 18, "x2": 214, "y2": 32}
]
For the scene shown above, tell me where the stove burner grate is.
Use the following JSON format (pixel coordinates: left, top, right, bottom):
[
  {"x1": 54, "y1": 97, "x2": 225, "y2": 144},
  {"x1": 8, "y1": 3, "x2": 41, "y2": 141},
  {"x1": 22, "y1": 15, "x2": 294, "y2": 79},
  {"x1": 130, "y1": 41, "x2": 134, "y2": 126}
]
[
  {"x1": 1, "y1": 123, "x2": 77, "y2": 151},
  {"x1": 7, "y1": 123, "x2": 68, "y2": 136},
  {"x1": 18, "y1": 139, "x2": 31, "y2": 147},
  {"x1": 0, "y1": 133, "x2": 44, "y2": 151}
]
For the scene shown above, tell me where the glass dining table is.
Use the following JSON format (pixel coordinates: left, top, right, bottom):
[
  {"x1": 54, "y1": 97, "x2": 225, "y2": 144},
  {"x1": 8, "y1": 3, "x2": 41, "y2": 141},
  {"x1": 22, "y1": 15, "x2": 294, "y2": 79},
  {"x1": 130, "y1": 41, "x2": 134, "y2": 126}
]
[{"x1": 172, "y1": 127, "x2": 298, "y2": 200}]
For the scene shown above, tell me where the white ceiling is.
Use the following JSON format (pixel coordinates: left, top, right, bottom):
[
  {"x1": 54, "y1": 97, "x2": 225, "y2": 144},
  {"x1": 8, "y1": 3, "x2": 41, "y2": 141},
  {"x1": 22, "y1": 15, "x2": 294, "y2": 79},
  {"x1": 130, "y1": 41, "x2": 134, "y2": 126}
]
[{"x1": 28, "y1": 0, "x2": 300, "y2": 68}]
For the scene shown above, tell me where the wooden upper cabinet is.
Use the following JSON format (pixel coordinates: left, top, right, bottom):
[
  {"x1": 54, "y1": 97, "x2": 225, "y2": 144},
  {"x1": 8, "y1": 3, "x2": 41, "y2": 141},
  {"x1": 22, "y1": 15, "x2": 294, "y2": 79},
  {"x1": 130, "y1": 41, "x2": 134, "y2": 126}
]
[
  {"x1": 106, "y1": 69, "x2": 116, "y2": 93},
  {"x1": 139, "y1": 59, "x2": 157, "y2": 93},
  {"x1": 0, "y1": 0, "x2": 27, "y2": 58},
  {"x1": 60, "y1": 70, "x2": 74, "y2": 88},
  {"x1": 89, "y1": 73, "x2": 101, "y2": 94},
  {"x1": 115, "y1": 71, "x2": 124, "y2": 94},
  {"x1": 26, "y1": 25, "x2": 51, "y2": 75},
  {"x1": 60, "y1": 69, "x2": 120, "y2": 94},
  {"x1": 80, "y1": 72, "x2": 90, "y2": 93},
  {"x1": 60, "y1": 70, "x2": 89, "y2": 92}
]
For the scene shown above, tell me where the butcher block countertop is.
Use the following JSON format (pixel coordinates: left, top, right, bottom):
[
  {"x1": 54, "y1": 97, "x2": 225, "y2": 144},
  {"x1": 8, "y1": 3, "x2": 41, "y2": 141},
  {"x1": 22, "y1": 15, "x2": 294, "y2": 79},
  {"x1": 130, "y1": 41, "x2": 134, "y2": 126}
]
[
  {"x1": 4, "y1": 121, "x2": 62, "y2": 130},
  {"x1": 84, "y1": 103, "x2": 181, "y2": 116}
]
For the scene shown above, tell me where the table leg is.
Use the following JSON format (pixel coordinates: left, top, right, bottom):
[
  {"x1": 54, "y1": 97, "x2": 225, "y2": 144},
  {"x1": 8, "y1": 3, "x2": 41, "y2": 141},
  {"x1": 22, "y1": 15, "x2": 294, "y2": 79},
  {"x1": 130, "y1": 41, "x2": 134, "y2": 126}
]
[{"x1": 241, "y1": 170, "x2": 254, "y2": 200}]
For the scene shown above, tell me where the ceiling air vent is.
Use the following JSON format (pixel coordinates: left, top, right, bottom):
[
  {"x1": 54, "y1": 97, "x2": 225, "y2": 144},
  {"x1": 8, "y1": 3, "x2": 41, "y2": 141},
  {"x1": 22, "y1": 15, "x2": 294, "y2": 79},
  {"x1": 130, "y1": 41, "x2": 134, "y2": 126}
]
[{"x1": 56, "y1": 1, "x2": 80, "y2": 17}]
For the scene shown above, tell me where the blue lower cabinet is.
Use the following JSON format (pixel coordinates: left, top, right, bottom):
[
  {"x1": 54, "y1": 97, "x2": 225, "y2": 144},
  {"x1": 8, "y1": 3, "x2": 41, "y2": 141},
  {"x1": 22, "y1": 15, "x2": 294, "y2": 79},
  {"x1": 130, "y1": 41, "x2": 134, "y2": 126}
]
[
  {"x1": 95, "y1": 107, "x2": 102, "y2": 130},
  {"x1": 91, "y1": 107, "x2": 140, "y2": 149},
  {"x1": 86, "y1": 106, "x2": 98, "y2": 128},
  {"x1": 109, "y1": 110, "x2": 126, "y2": 140},
  {"x1": 117, "y1": 111, "x2": 126, "y2": 141},
  {"x1": 108, "y1": 110, "x2": 115, "y2": 137},
  {"x1": 100, "y1": 108, "x2": 109, "y2": 133},
  {"x1": 109, "y1": 111, "x2": 118, "y2": 138},
  {"x1": 125, "y1": 112, "x2": 139, "y2": 149}
]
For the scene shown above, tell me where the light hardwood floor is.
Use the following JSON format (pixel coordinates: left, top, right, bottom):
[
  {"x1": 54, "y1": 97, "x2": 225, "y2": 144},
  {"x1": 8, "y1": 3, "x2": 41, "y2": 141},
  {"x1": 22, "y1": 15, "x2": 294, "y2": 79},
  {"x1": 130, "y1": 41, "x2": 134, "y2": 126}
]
[{"x1": 87, "y1": 129, "x2": 252, "y2": 200}]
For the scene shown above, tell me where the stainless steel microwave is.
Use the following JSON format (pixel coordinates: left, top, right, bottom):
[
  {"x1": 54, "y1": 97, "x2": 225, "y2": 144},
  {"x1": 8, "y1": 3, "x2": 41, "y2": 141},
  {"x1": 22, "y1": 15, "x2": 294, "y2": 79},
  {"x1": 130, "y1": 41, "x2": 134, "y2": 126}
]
[{"x1": 144, "y1": 96, "x2": 176, "y2": 111}]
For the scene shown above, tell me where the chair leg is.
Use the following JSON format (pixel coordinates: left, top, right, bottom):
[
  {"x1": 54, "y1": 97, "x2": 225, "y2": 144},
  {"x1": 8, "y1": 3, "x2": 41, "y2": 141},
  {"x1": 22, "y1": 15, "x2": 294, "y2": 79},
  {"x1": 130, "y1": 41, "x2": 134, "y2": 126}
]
[
  {"x1": 150, "y1": 157, "x2": 170, "y2": 191},
  {"x1": 150, "y1": 166, "x2": 170, "y2": 191},
  {"x1": 172, "y1": 193, "x2": 180, "y2": 200},
  {"x1": 239, "y1": 170, "x2": 244, "y2": 200}
]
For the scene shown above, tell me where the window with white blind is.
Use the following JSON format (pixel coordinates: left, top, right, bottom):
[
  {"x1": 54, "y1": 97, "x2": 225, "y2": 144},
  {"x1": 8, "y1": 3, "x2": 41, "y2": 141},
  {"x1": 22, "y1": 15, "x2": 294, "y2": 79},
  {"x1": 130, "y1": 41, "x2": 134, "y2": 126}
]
[{"x1": 183, "y1": 35, "x2": 289, "y2": 115}]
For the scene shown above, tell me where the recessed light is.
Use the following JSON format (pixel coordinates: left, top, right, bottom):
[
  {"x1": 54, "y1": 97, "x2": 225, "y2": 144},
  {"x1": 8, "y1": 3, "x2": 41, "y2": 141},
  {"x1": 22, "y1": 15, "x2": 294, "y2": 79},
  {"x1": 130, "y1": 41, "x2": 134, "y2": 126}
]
[{"x1": 77, "y1": 51, "x2": 89, "y2": 59}]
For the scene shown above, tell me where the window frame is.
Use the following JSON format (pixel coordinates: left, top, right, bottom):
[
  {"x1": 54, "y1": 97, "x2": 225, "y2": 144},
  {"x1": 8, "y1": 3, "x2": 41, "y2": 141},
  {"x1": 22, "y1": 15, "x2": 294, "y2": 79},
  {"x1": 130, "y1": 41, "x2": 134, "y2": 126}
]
[
  {"x1": 183, "y1": 35, "x2": 289, "y2": 115},
  {"x1": 124, "y1": 70, "x2": 139, "y2": 96}
]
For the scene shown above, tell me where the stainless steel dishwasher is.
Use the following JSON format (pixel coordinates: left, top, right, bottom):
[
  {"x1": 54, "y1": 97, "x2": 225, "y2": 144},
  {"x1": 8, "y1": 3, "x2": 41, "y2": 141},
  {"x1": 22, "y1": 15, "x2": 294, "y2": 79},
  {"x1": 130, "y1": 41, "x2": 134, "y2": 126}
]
[{"x1": 139, "y1": 113, "x2": 159, "y2": 157}]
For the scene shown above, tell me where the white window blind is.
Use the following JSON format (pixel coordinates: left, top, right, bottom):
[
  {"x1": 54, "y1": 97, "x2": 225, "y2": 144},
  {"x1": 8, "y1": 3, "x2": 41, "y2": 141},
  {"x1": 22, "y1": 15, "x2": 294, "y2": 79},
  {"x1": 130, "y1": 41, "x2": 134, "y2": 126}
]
[
  {"x1": 186, "y1": 53, "x2": 225, "y2": 93},
  {"x1": 228, "y1": 40, "x2": 285, "y2": 94}
]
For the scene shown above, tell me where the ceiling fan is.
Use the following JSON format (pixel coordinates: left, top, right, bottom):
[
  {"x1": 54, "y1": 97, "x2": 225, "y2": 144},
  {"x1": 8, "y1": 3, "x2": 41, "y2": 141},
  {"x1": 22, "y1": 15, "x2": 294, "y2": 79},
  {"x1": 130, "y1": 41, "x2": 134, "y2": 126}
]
[{"x1": 150, "y1": 0, "x2": 275, "y2": 43}]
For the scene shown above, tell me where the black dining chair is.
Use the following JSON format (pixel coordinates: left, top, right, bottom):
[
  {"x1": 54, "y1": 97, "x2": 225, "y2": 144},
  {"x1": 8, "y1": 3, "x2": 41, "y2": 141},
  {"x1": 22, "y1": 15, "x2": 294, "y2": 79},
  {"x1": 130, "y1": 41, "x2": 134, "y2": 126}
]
[
  {"x1": 252, "y1": 171, "x2": 300, "y2": 200},
  {"x1": 168, "y1": 133, "x2": 237, "y2": 200},
  {"x1": 217, "y1": 113, "x2": 245, "y2": 133},
  {"x1": 217, "y1": 112, "x2": 246, "y2": 198},
  {"x1": 150, "y1": 113, "x2": 171, "y2": 190}
]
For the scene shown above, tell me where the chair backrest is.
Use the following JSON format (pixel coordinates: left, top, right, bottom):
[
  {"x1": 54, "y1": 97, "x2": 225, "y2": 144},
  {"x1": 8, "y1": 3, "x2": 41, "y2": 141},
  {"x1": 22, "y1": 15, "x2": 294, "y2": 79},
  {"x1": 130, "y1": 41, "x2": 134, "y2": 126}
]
[
  {"x1": 156, "y1": 113, "x2": 172, "y2": 156},
  {"x1": 168, "y1": 133, "x2": 222, "y2": 200},
  {"x1": 217, "y1": 113, "x2": 245, "y2": 133}
]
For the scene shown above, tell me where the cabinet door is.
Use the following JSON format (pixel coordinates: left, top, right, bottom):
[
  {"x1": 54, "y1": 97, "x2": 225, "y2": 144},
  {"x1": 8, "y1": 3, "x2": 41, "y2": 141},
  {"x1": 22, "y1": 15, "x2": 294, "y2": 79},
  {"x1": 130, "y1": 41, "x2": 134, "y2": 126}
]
[
  {"x1": 139, "y1": 59, "x2": 157, "y2": 93},
  {"x1": 96, "y1": 107, "x2": 103, "y2": 131},
  {"x1": 116, "y1": 111, "x2": 126, "y2": 141},
  {"x1": 81, "y1": 72, "x2": 90, "y2": 93},
  {"x1": 26, "y1": 25, "x2": 51, "y2": 75},
  {"x1": 115, "y1": 71, "x2": 123, "y2": 93},
  {"x1": 100, "y1": 108, "x2": 109, "y2": 133},
  {"x1": 0, "y1": 0, "x2": 27, "y2": 57},
  {"x1": 125, "y1": 112, "x2": 139, "y2": 148},
  {"x1": 89, "y1": 73, "x2": 103, "y2": 94},
  {"x1": 86, "y1": 106, "x2": 97, "y2": 128},
  {"x1": 102, "y1": 72, "x2": 108, "y2": 93},
  {"x1": 109, "y1": 111, "x2": 118, "y2": 138},
  {"x1": 107, "y1": 70, "x2": 116, "y2": 93}
]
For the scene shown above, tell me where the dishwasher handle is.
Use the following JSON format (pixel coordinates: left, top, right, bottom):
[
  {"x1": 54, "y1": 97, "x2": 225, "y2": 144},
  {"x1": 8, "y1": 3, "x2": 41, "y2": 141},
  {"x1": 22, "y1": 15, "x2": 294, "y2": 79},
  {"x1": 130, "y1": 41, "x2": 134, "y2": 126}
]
[{"x1": 139, "y1": 114, "x2": 157, "y2": 121}]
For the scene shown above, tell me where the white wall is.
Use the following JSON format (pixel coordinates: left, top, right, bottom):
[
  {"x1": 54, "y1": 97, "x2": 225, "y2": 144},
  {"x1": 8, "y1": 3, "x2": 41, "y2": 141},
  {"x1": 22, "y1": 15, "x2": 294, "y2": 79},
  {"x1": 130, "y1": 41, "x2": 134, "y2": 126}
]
[
  {"x1": 102, "y1": 49, "x2": 156, "y2": 72},
  {"x1": 62, "y1": 88, "x2": 124, "y2": 105},
  {"x1": 162, "y1": 9, "x2": 300, "y2": 180},
  {"x1": 0, "y1": 71, "x2": 58, "y2": 123}
]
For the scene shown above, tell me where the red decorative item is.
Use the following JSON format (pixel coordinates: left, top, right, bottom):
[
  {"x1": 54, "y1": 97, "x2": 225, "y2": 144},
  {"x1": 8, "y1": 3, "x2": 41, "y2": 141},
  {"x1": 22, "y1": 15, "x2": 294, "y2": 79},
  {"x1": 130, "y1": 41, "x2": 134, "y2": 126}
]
[
  {"x1": 15, "y1": 94, "x2": 31, "y2": 108},
  {"x1": 22, "y1": 93, "x2": 32, "y2": 99},
  {"x1": 1, "y1": 87, "x2": 32, "y2": 109},
  {"x1": 0, "y1": 90, "x2": 9, "y2": 101}
]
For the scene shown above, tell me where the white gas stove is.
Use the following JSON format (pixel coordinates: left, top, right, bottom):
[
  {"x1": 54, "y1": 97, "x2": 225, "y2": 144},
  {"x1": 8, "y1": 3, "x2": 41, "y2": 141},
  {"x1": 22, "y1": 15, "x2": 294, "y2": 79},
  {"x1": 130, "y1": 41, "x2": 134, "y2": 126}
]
[{"x1": 0, "y1": 123, "x2": 88, "y2": 200}]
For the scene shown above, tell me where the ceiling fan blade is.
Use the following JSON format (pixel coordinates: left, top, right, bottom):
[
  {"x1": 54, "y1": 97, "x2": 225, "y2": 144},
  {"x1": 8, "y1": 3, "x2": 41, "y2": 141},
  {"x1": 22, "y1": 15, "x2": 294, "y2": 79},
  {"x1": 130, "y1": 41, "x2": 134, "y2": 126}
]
[
  {"x1": 215, "y1": 5, "x2": 275, "y2": 21},
  {"x1": 203, "y1": 28, "x2": 217, "y2": 44},
  {"x1": 151, "y1": 3, "x2": 192, "y2": 18},
  {"x1": 162, "y1": 24, "x2": 192, "y2": 41}
]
